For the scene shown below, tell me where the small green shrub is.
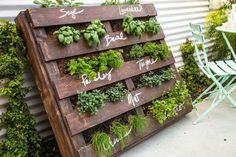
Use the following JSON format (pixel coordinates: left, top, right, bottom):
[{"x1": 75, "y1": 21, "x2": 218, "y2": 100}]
[
  {"x1": 128, "y1": 44, "x2": 145, "y2": 60},
  {"x1": 110, "y1": 121, "x2": 129, "y2": 149},
  {"x1": 53, "y1": 26, "x2": 80, "y2": 45},
  {"x1": 128, "y1": 115, "x2": 147, "y2": 133},
  {"x1": 33, "y1": 0, "x2": 83, "y2": 8},
  {"x1": 77, "y1": 89, "x2": 107, "y2": 115},
  {"x1": 67, "y1": 49, "x2": 123, "y2": 80},
  {"x1": 105, "y1": 83, "x2": 128, "y2": 102},
  {"x1": 145, "y1": 18, "x2": 160, "y2": 34},
  {"x1": 150, "y1": 97, "x2": 178, "y2": 124},
  {"x1": 82, "y1": 20, "x2": 106, "y2": 47},
  {"x1": 92, "y1": 132, "x2": 112, "y2": 157},
  {"x1": 138, "y1": 68, "x2": 174, "y2": 87},
  {"x1": 101, "y1": 0, "x2": 139, "y2": 5}
]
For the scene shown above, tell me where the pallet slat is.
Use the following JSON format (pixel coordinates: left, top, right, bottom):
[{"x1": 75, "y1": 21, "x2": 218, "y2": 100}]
[
  {"x1": 40, "y1": 31, "x2": 165, "y2": 61},
  {"x1": 65, "y1": 79, "x2": 175, "y2": 136},
  {"x1": 27, "y1": 4, "x2": 157, "y2": 28},
  {"x1": 54, "y1": 55, "x2": 174, "y2": 99}
]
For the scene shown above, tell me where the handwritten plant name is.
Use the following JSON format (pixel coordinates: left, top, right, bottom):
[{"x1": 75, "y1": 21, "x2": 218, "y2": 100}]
[
  {"x1": 136, "y1": 58, "x2": 157, "y2": 71},
  {"x1": 119, "y1": 5, "x2": 143, "y2": 15},
  {"x1": 128, "y1": 92, "x2": 142, "y2": 107},
  {"x1": 104, "y1": 32, "x2": 127, "y2": 47},
  {"x1": 174, "y1": 103, "x2": 185, "y2": 112},
  {"x1": 59, "y1": 8, "x2": 84, "y2": 19},
  {"x1": 81, "y1": 68, "x2": 113, "y2": 86}
]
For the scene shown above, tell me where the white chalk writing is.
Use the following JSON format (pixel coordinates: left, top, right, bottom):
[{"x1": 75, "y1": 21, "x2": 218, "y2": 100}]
[
  {"x1": 81, "y1": 68, "x2": 113, "y2": 86},
  {"x1": 59, "y1": 8, "x2": 84, "y2": 19},
  {"x1": 119, "y1": 5, "x2": 143, "y2": 15},
  {"x1": 128, "y1": 92, "x2": 142, "y2": 107},
  {"x1": 104, "y1": 32, "x2": 127, "y2": 47},
  {"x1": 136, "y1": 58, "x2": 157, "y2": 71},
  {"x1": 175, "y1": 103, "x2": 185, "y2": 112}
]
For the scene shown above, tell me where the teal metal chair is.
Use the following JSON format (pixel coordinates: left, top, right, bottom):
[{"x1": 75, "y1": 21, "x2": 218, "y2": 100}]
[{"x1": 189, "y1": 23, "x2": 236, "y2": 124}]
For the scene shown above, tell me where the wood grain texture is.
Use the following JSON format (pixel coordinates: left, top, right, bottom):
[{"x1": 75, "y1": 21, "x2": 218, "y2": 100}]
[
  {"x1": 54, "y1": 55, "x2": 175, "y2": 99},
  {"x1": 27, "y1": 4, "x2": 157, "y2": 28}
]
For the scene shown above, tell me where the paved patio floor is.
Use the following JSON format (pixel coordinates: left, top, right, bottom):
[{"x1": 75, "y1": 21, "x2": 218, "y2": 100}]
[{"x1": 120, "y1": 92, "x2": 236, "y2": 157}]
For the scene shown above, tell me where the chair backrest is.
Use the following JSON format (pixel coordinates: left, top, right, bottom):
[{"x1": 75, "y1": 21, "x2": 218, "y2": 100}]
[{"x1": 189, "y1": 23, "x2": 209, "y2": 69}]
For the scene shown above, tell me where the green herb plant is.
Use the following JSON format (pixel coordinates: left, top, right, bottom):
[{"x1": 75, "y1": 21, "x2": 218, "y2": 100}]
[
  {"x1": 53, "y1": 26, "x2": 80, "y2": 45},
  {"x1": 82, "y1": 20, "x2": 107, "y2": 47},
  {"x1": 110, "y1": 121, "x2": 129, "y2": 149},
  {"x1": 128, "y1": 115, "x2": 147, "y2": 133},
  {"x1": 68, "y1": 49, "x2": 123, "y2": 80},
  {"x1": 138, "y1": 68, "x2": 175, "y2": 87},
  {"x1": 122, "y1": 14, "x2": 160, "y2": 37},
  {"x1": 33, "y1": 0, "x2": 83, "y2": 8},
  {"x1": 92, "y1": 132, "x2": 112, "y2": 157},
  {"x1": 101, "y1": 0, "x2": 139, "y2": 6},
  {"x1": 77, "y1": 89, "x2": 107, "y2": 115},
  {"x1": 178, "y1": 40, "x2": 211, "y2": 96},
  {"x1": 149, "y1": 81, "x2": 191, "y2": 124},
  {"x1": 0, "y1": 20, "x2": 42, "y2": 157},
  {"x1": 127, "y1": 42, "x2": 170, "y2": 61},
  {"x1": 105, "y1": 83, "x2": 128, "y2": 102}
]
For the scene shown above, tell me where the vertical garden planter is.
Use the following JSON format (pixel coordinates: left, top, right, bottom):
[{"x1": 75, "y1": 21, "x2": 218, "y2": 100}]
[{"x1": 15, "y1": 4, "x2": 192, "y2": 157}]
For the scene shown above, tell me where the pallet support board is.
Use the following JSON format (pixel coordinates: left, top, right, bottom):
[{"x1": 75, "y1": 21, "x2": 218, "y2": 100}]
[{"x1": 15, "y1": 4, "x2": 192, "y2": 157}]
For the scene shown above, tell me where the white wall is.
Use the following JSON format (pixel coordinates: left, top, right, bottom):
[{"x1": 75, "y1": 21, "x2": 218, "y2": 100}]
[{"x1": 0, "y1": 0, "x2": 210, "y2": 140}]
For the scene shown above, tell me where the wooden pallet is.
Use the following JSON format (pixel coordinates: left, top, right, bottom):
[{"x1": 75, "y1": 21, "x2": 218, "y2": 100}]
[{"x1": 15, "y1": 4, "x2": 192, "y2": 157}]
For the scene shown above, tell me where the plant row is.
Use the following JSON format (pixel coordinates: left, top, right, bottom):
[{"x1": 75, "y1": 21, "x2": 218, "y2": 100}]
[
  {"x1": 54, "y1": 14, "x2": 160, "y2": 47},
  {"x1": 90, "y1": 81, "x2": 191, "y2": 157},
  {"x1": 76, "y1": 67, "x2": 174, "y2": 115}
]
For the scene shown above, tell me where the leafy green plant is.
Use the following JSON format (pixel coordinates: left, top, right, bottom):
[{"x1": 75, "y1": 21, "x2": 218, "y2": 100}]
[
  {"x1": 82, "y1": 20, "x2": 106, "y2": 47},
  {"x1": 105, "y1": 83, "x2": 128, "y2": 102},
  {"x1": 77, "y1": 89, "x2": 107, "y2": 115},
  {"x1": 33, "y1": 0, "x2": 83, "y2": 8},
  {"x1": 92, "y1": 132, "x2": 112, "y2": 157},
  {"x1": 68, "y1": 49, "x2": 123, "y2": 80},
  {"x1": 128, "y1": 115, "x2": 147, "y2": 133},
  {"x1": 179, "y1": 40, "x2": 211, "y2": 96},
  {"x1": 53, "y1": 26, "x2": 80, "y2": 45},
  {"x1": 98, "y1": 49, "x2": 123, "y2": 73},
  {"x1": 110, "y1": 121, "x2": 129, "y2": 149},
  {"x1": 150, "y1": 97, "x2": 178, "y2": 124},
  {"x1": 0, "y1": 20, "x2": 42, "y2": 157},
  {"x1": 143, "y1": 42, "x2": 170, "y2": 60},
  {"x1": 138, "y1": 68, "x2": 174, "y2": 87},
  {"x1": 122, "y1": 14, "x2": 146, "y2": 38},
  {"x1": 145, "y1": 18, "x2": 160, "y2": 34},
  {"x1": 128, "y1": 44, "x2": 145, "y2": 59},
  {"x1": 101, "y1": 0, "x2": 139, "y2": 6}
]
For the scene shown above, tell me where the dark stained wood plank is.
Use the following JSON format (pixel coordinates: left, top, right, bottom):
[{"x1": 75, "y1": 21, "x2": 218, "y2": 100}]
[
  {"x1": 54, "y1": 55, "x2": 175, "y2": 99},
  {"x1": 40, "y1": 30, "x2": 165, "y2": 61},
  {"x1": 77, "y1": 104, "x2": 192, "y2": 157},
  {"x1": 15, "y1": 12, "x2": 77, "y2": 157},
  {"x1": 65, "y1": 79, "x2": 176, "y2": 136},
  {"x1": 27, "y1": 4, "x2": 157, "y2": 28}
]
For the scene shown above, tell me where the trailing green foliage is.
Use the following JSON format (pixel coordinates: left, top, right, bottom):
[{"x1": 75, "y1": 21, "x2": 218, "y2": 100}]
[
  {"x1": 127, "y1": 42, "x2": 170, "y2": 60},
  {"x1": 53, "y1": 26, "x2": 80, "y2": 45},
  {"x1": 68, "y1": 49, "x2": 123, "y2": 80},
  {"x1": 138, "y1": 68, "x2": 175, "y2": 87},
  {"x1": 92, "y1": 132, "x2": 112, "y2": 157},
  {"x1": 205, "y1": 6, "x2": 236, "y2": 60},
  {"x1": 110, "y1": 121, "x2": 129, "y2": 149},
  {"x1": 149, "y1": 81, "x2": 191, "y2": 124},
  {"x1": 82, "y1": 20, "x2": 106, "y2": 47},
  {"x1": 33, "y1": 0, "x2": 83, "y2": 8},
  {"x1": 145, "y1": 18, "x2": 160, "y2": 34},
  {"x1": 0, "y1": 20, "x2": 42, "y2": 157},
  {"x1": 101, "y1": 0, "x2": 139, "y2": 6},
  {"x1": 77, "y1": 89, "x2": 107, "y2": 115},
  {"x1": 128, "y1": 115, "x2": 147, "y2": 133},
  {"x1": 179, "y1": 40, "x2": 211, "y2": 95},
  {"x1": 105, "y1": 83, "x2": 128, "y2": 102},
  {"x1": 122, "y1": 14, "x2": 160, "y2": 37}
]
